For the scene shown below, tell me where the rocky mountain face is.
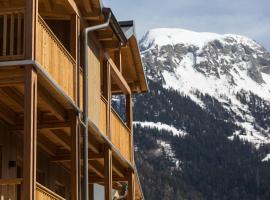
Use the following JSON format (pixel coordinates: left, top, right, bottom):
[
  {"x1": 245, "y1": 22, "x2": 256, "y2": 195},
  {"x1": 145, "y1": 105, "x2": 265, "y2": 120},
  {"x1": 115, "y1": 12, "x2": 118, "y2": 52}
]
[{"x1": 133, "y1": 28, "x2": 270, "y2": 200}]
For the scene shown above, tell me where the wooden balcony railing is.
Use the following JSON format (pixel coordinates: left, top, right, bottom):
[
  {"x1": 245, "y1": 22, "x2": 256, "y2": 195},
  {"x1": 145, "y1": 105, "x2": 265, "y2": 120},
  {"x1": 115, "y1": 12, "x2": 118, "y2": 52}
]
[
  {"x1": 99, "y1": 95, "x2": 132, "y2": 162},
  {"x1": 36, "y1": 15, "x2": 76, "y2": 100},
  {"x1": 36, "y1": 183, "x2": 65, "y2": 200},
  {"x1": 0, "y1": 178, "x2": 23, "y2": 200},
  {"x1": 111, "y1": 108, "x2": 131, "y2": 162},
  {"x1": 0, "y1": 8, "x2": 25, "y2": 61}
]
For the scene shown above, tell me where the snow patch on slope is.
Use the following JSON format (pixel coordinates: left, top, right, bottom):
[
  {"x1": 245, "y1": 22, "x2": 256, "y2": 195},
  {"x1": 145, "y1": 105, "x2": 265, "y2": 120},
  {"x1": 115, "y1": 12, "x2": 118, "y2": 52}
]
[
  {"x1": 141, "y1": 28, "x2": 260, "y2": 51},
  {"x1": 157, "y1": 140, "x2": 182, "y2": 169},
  {"x1": 133, "y1": 121, "x2": 187, "y2": 137},
  {"x1": 262, "y1": 154, "x2": 270, "y2": 162}
]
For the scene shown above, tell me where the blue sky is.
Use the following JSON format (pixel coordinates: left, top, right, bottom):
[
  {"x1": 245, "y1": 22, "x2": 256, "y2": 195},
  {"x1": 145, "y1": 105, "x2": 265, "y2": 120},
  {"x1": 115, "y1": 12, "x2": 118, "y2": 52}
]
[{"x1": 103, "y1": 0, "x2": 270, "y2": 50}]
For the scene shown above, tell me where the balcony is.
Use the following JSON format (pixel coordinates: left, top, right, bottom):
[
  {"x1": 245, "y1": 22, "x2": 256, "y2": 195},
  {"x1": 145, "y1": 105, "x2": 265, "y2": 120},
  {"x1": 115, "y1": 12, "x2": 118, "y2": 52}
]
[
  {"x1": 0, "y1": 179, "x2": 65, "y2": 200},
  {"x1": 99, "y1": 95, "x2": 132, "y2": 163},
  {"x1": 36, "y1": 15, "x2": 76, "y2": 100},
  {"x1": 0, "y1": 8, "x2": 25, "y2": 61}
]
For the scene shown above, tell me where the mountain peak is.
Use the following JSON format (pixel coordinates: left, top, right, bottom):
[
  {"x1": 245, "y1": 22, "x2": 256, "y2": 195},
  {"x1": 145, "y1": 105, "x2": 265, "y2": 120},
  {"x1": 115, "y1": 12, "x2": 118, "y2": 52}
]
[{"x1": 140, "y1": 28, "x2": 261, "y2": 52}]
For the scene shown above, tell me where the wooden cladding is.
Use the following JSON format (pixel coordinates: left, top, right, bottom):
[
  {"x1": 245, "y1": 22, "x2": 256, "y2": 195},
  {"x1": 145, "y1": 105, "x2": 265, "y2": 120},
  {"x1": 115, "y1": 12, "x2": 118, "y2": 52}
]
[
  {"x1": 36, "y1": 16, "x2": 76, "y2": 100},
  {"x1": 36, "y1": 183, "x2": 65, "y2": 200},
  {"x1": 0, "y1": 178, "x2": 23, "y2": 200},
  {"x1": 111, "y1": 109, "x2": 131, "y2": 162},
  {"x1": 0, "y1": 8, "x2": 25, "y2": 61}
]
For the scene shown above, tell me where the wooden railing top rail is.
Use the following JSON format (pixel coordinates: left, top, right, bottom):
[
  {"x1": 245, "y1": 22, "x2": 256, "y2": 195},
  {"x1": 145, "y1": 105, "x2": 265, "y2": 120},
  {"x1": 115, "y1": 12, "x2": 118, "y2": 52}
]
[
  {"x1": 37, "y1": 15, "x2": 75, "y2": 65},
  {"x1": 0, "y1": 7, "x2": 25, "y2": 14},
  {"x1": 36, "y1": 182, "x2": 65, "y2": 200},
  {"x1": 0, "y1": 178, "x2": 23, "y2": 185}
]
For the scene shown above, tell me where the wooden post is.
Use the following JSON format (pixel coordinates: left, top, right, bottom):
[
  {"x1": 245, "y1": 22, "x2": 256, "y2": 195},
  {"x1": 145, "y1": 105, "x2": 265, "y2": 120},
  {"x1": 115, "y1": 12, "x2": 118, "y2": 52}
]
[
  {"x1": 127, "y1": 171, "x2": 135, "y2": 200},
  {"x1": 126, "y1": 94, "x2": 133, "y2": 130},
  {"x1": 70, "y1": 14, "x2": 79, "y2": 104},
  {"x1": 114, "y1": 48, "x2": 122, "y2": 73},
  {"x1": 126, "y1": 94, "x2": 134, "y2": 163},
  {"x1": 70, "y1": 111, "x2": 79, "y2": 200},
  {"x1": 89, "y1": 184, "x2": 94, "y2": 200},
  {"x1": 23, "y1": 66, "x2": 37, "y2": 200},
  {"x1": 104, "y1": 145, "x2": 112, "y2": 200},
  {"x1": 25, "y1": 0, "x2": 38, "y2": 59}
]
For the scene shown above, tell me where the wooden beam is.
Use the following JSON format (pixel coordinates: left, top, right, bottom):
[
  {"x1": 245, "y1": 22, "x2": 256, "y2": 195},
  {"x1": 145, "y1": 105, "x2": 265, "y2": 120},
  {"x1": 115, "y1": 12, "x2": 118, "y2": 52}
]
[
  {"x1": 70, "y1": 111, "x2": 79, "y2": 200},
  {"x1": 51, "y1": 152, "x2": 103, "y2": 162},
  {"x1": 11, "y1": 121, "x2": 70, "y2": 131},
  {"x1": 70, "y1": 14, "x2": 79, "y2": 105},
  {"x1": 25, "y1": 0, "x2": 38, "y2": 59},
  {"x1": 1, "y1": 87, "x2": 24, "y2": 109},
  {"x1": 38, "y1": 84, "x2": 67, "y2": 121},
  {"x1": 89, "y1": 184, "x2": 94, "y2": 200},
  {"x1": 104, "y1": 61, "x2": 111, "y2": 138},
  {"x1": 126, "y1": 94, "x2": 134, "y2": 164},
  {"x1": 104, "y1": 146, "x2": 112, "y2": 200},
  {"x1": 112, "y1": 158, "x2": 125, "y2": 178},
  {"x1": 51, "y1": 129, "x2": 71, "y2": 150},
  {"x1": 127, "y1": 171, "x2": 135, "y2": 200},
  {"x1": 96, "y1": 31, "x2": 114, "y2": 41},
  {"x1": 0, "y1": 100, "x2": 16, "y2": 124},
  {"x1": 23, "y1": 66, "x2": 37, "y2": 200},
  {"x1": 82, "y1": 0, "x2": 93, "y2": 12},
  {"x1": 106, "y1": 54, "x2": 131, "y2": 95},
  {"x1": 89, "y1": 176, "x2": 128, "y2": 184}
]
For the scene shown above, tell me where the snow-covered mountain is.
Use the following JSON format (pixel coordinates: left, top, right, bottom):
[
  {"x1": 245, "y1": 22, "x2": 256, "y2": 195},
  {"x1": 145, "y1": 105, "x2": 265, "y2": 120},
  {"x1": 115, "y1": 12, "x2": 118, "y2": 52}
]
[
  {"x1": 139, "y1": 28, "x2": 270, "y2": 146},
  {"x1": 133, "y1": 28, "x2": 270, "y2": 200}
]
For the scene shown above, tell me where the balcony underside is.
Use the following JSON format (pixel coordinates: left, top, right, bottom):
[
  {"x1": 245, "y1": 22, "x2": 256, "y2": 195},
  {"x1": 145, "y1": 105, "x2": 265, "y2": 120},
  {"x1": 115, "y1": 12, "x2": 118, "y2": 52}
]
[{"x1": 0, "y1": 65, "x2": 131, "y2": 189}]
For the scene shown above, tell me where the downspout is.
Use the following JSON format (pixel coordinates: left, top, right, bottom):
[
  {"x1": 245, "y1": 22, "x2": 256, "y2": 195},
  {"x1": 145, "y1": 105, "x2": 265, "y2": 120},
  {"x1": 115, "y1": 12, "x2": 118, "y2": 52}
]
[{"x1": 82, "y1": 12, "x2": 112, "y2": 200}]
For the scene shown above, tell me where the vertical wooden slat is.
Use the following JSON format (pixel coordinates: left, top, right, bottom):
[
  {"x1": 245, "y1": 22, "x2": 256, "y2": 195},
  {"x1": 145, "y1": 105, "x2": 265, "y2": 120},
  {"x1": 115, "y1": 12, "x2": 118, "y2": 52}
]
[
  {"x1": 17, "y1": 13, "x2": 22, "y2": 55},
  {"x1": 104, "y1": 146, "x2": 112, "y2": 200},
  {"x1": 10, "y1": 14, "x2": 14, "y2": 56},
  {"x1": 3, "y1": 14, "x2": 7, "y2": 56},
  {"x1": 70, "y1": 111, "x2": 79, "y2": 200},
  {"x1": 23, "y1": 66, "x2": 37, "y2": 200}
]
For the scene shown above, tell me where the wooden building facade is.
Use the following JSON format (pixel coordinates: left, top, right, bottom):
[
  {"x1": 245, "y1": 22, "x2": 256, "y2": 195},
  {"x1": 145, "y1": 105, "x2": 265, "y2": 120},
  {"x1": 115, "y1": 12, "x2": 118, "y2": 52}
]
[{"x1": 0, "y1": 0, "x2": 147, "y2": 199}]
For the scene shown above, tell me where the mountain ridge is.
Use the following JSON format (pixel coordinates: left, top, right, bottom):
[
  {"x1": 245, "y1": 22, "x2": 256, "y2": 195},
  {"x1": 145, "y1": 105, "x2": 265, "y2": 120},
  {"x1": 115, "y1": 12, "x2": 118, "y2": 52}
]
[{"x1": 138, "y1": 28, "x2": 270, "y2": 146}]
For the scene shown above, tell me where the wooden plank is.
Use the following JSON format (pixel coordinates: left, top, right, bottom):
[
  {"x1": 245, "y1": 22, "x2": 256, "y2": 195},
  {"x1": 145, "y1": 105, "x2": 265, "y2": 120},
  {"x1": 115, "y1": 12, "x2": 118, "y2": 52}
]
[
  {"x1": 23, "y1": 66, "x2": 37, "y2": 200},
  {"x1": 70, "y1": 111, "x2": 79, "y2": 200},
  {"x1": 104, "y1": 146, "x2": 112, "y2": 200},
  {"x1": 38, "y1": 84, "x2": 67, "y2": 121}
]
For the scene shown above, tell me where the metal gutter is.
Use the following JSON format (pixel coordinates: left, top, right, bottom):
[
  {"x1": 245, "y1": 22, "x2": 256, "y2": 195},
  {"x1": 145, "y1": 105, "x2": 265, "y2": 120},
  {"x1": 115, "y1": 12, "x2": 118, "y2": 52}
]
[{"x1": 82, "y1": 11, "x2": 112, "y2": 200}]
